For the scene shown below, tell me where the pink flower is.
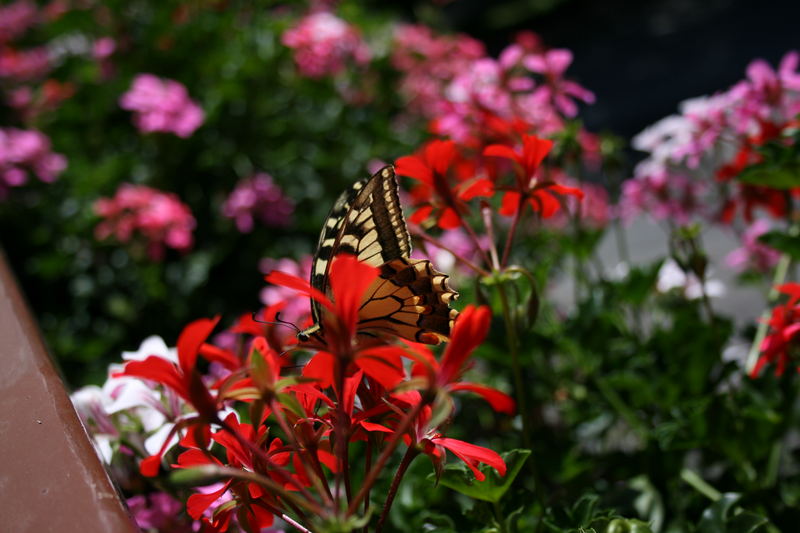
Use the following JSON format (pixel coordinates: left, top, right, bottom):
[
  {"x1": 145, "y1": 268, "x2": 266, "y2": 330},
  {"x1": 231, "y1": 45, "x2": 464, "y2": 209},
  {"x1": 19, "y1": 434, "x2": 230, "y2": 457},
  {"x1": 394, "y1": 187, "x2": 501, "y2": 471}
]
[
  {"x1": 524, "y1": 48, "x2": 595, "y2": 117},
  {"x1": 0, "y1": 45, "x2": 50, "y2": 81},
  {"x1": 0, "y1": 128, "x2": 66, "y2": 199},
  {"x1": 221, "y1": 173, "x2": 294, "y2": 232},
  {"x1": 94, "y1": 184, "x2": 196, "y2": 260},
  {"x1": 258, "y1": 255, "x2": 313, "y2": 326},
  {"x1": 0, "y1": 1, "x2": 38, "y2": 45},
  {"x1": 725, "y1": 219, "x2": 781, "y2": 273},
  {"x1": 120, "y1": 74, "x2": 204, "y2": 138},
  {"x1": 282, "y1": 11, "x2": 370, "y2": 79},
  {"x1": 126, "y1": 493, "x2": 193, "y2": 532}
]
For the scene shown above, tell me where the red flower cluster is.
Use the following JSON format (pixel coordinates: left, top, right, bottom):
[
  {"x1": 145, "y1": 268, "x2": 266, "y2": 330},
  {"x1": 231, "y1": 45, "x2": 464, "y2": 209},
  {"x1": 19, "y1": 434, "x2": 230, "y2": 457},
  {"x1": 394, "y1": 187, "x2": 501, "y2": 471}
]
[
  {"x1": 751, "y1": 283, "x2": 800, "y2": 378},
  {"x1": 114, "y1": 255, "x2": 513, "y2": 531},
  {"x1": 396, "y1": 127, "x2": 583, "y2": 231}
]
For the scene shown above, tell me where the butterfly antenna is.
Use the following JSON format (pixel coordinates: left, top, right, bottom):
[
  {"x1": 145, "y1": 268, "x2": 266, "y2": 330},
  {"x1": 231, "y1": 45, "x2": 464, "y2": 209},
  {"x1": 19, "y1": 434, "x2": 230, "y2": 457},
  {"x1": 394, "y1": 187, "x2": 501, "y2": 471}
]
[{"x1": 251, "y1": 311, "x2": 302, "y2": 334}]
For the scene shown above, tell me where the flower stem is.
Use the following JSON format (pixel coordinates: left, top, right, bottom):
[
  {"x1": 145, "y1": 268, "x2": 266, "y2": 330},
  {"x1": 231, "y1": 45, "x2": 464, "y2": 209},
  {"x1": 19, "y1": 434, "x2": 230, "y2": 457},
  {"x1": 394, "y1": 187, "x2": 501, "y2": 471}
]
[
  {"x1": 271, "y1": 399, "x2": 334, "y2": 507},
  {"x1": 496, "y1": 282, "x2": 530, "y2": 449},
  {"x1": 375, "y1": 446, "x2": 419, "y2": 532},
  {"x1": 409, "y1": 224, "x2": 490, "y2": 277},
  {"x1": 346, "y1": 399, "x2": 425, "y2": 516},
  {"x1": 500, "y1": 195, "x2": 527, "y2": 268}
]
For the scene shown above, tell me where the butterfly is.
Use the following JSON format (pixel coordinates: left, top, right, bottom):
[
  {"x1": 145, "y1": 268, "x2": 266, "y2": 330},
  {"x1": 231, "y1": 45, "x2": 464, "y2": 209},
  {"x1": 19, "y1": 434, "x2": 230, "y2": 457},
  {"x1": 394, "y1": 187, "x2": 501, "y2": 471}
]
[{"x1": 297, "y1": 165, "x2": 458, "y2": 345}]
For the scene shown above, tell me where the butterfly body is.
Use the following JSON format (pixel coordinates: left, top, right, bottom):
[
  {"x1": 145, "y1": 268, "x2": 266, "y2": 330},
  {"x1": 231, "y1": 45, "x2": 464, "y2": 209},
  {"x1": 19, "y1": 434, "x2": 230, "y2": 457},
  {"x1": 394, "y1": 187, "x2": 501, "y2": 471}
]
[{"x1": 298, "y1": 166, "x2": 458, "y2": 345}]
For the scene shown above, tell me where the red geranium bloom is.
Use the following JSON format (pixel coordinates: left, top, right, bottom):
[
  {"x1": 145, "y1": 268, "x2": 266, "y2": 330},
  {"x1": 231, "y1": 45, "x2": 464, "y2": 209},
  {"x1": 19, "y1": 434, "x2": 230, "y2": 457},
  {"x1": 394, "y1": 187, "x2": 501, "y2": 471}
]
[
  {"x1": 116, "y1": 317, "x2": 238, "y2": 476},
  {"x1": 484, "y1": 133, "x2": 583, "y2": 218},
  {"x1": 410, "y1": 402, "x2": 507, "y2": 481},
  {"x1": 396, "y1": 139, "x2": 494, "y2": 229},
  {"x1": 264, "y1": 255, "x2": 406, "y2": 388},
  {"x1": 751, "y1": 283, "x2": 800, "y2": 377},
  {"x1": 409, "y1": 305, "x2": 515, "y2": 414}
]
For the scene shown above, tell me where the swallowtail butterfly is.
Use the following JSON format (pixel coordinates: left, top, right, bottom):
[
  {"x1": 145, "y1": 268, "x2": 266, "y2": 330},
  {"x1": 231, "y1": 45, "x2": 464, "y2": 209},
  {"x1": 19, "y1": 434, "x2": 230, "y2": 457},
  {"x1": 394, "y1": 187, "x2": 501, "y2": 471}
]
[{"x1": 298, "y1": 166, "x2": 458, "y2": 344}]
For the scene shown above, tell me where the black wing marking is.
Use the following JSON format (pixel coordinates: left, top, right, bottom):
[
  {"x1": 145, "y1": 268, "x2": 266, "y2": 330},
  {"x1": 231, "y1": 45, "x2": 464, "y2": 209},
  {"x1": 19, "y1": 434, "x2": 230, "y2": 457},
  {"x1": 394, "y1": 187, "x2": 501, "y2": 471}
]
[{"x1": 308, "y1": 165, "x2": 411, "y2": 325}]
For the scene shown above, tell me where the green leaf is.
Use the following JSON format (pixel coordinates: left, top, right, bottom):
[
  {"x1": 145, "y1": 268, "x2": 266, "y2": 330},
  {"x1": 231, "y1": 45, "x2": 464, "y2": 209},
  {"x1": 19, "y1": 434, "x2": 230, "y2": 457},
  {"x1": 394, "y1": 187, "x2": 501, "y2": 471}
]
[
  {"x1": 757, "y1": 230, "x2": 800, "y2": 260},
  {"x1": 605, "y1": 518, "x2": 654, "y2": 533},
  {"x1": 737, "y1": 164, "x2": 800, "y2": 189},
  {"x1": 431, "y1": 449, "x2": 531, "y2": 503},
  {"x1": 697, "y1": 493, "x2": 772, "y2": 533}
]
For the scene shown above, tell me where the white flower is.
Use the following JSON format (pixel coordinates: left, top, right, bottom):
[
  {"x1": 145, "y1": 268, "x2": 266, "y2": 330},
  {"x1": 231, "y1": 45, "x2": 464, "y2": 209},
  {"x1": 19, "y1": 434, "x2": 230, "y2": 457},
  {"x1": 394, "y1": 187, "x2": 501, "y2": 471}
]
[{"x1": 656, "y1": 258, "x2": 725, "y2": 300}]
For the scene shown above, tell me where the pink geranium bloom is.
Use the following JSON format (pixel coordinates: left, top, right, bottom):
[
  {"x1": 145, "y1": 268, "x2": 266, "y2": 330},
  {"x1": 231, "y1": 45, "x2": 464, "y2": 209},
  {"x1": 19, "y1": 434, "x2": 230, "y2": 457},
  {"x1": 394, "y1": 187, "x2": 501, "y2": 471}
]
[
  {"x1": 94, "y1": 184, "x2": 196, "y2": 260},
  {"x1": 120, "y1": 74, "x2": 204, "y2": 138},
  {"x1": 725, "y1": 219, "x2": 781, "y2": 273},
  {"x1": 282, "y1": 11, "x2": 370, "y2": 79},
  {"x1": 0, "y1": 128, "x2": 66, "y2": 199},
  {"x1": 222, "y1": 173, "x2": 294, "y2": 232}
]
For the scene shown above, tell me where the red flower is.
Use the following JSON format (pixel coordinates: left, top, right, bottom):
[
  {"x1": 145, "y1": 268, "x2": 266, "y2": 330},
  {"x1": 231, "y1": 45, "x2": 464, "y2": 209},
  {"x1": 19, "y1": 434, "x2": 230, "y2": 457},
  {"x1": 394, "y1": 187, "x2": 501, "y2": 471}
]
[
  {"x1": 411, "y1": 403, "x2": 507, "y2": 481},
  {"x1": 396, "y1": 139, "x2": 494, "y2": 229},
  {"x1": 484, "y1": 134, "x2": 583, "y2": 218},
  {"x1": 410, "y1": 305, "x2": 515, "y2": 414},
  {"x1": 751, "y1": 283, "x2": 800, "y2": 377}
]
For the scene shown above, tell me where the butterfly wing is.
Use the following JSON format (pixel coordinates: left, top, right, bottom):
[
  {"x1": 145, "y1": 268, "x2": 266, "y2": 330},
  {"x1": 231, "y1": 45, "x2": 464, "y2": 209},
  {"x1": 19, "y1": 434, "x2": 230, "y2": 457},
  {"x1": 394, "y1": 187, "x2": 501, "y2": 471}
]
[
  {"x1": 305, "y1": 165, "x2": 457, "y2": 344},
  {"x1": 309, "y1": 166, "x2": 411, "y2": 322}
]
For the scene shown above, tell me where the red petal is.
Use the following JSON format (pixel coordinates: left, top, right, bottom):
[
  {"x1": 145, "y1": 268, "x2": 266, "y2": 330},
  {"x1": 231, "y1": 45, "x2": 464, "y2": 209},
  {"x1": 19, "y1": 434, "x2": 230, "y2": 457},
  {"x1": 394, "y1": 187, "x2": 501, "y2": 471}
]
[
  {"x1": 359, "y1": 421, "x2": 394, "y2": 433},
  {"x1": 318, "y1": 449, "x2": 339, "y2": 473},
  {"x1": 532, "y1": 190, "x2": 561, "y2": 218},
  {"x1": 409, "y1": 205, "x2": 434, "y2": 225},
  {"x1": 458, "y1": 178, "x2": 495, "y2": 201},
  {"x1": 434, "y1": 437, "x2": 507, "y2": 479},
  {"x1": 521, "y1": 135, "x2": 553, "y2": 174},
  {"x1": 395, "y1": 155, "x2": 433, "y2": 186},
  {"x1": 178, "y1": 317, "x2": 220, "y2": 373},
  {"x1": 199, "y1": 343, "x2": 240, "y2": 370},
  {"x1": 303, "y1": 351, "x2": 335, "y2": 389},
  {"x1": 548, "y1": 183, "x2": 584, "y2": 199},
  {"x1": 120, "y1": 356, "x2": 187, "y2": 398},
  {"x1": 447, "y1": 382, "x2": 516, "y2": 414},
  {"x1": 438, "y1": 206, "x2": 462, "y2": 230},
  {"x1": 174, "y1": 448, "x2": 219, "y2": 468},
  {"x1": 140, "y1": 454, "x2": 163, "y2": 477},
  {"x1": 355, "y1": 346, "x2": 405, "y2": 389},
  {"x1": 426, "y1": 140, "x2": 458, "y2": 176},
  {"x1": 483, "y1": 144, "x2": 521, "y2": 164},
  {"x1": 186, "y1": 482, "x2": 230, "y2": 520},
  {"x1": 439, "y1": 306, "x2": 491, "y2": 384},
  {"x1": 330, "y1": 254, "x2": 380, "y2": 338},
  {"x1": 499, "y1": 191, "x2": 522, "y2": 216},
  {"x1": 264, "y1": 270, "x2": 334, "y2": 313}
]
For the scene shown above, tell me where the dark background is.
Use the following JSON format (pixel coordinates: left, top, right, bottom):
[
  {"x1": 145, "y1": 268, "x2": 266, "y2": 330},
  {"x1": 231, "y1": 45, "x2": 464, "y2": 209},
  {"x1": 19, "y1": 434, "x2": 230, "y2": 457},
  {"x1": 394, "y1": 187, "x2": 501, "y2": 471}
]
[{"x1": 392, "y1": 0, "x2": 800, "y2": 139}]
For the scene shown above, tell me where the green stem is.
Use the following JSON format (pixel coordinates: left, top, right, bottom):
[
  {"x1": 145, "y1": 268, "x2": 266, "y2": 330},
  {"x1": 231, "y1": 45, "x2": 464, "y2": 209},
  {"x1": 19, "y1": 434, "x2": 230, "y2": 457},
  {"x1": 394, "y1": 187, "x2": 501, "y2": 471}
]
[
  {"x1": 346, "y1": 399, "x2": 426, "y2": 516},
  {"x1": 496, "y1": 282, "x2": 530, "y2": 448},
  {"x1": 493, "y1": 500, "x2": 508, "y2": 533},
  {"x1": 594, "y1": 376, "x2": 650, "y2": 443},
  {"x1": 745, "y1": 253, "x2": 792, "y2": 374},
  {"x1": 375, "y1": 447, "x2": 419, "y2": 532},
  {"x1": 680, "y1": 468, "x2": 722, "y2": 501}
]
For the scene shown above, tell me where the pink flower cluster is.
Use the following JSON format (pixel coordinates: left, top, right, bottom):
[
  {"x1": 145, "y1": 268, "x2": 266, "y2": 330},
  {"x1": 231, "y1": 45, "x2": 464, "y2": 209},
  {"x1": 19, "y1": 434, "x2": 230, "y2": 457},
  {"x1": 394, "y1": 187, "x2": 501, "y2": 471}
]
[
  {"x1": 258, "y1": 255, "x2": 312, "y2": 327},
  {"x1": 94, "y1": 184, "x2": 196, "y2": 260},
  {"x1": 621, "y1": 51, "x2": 800, "y2": 226},
  {"x1": 119, "y1": 74, "x2": 204, "y2": 138},
  {"x1": 281, "y1": 11, "x2": 370, "y2": 79},
  {"x1": 0, "y1": 128, "x2": 66, "y2": 199},
  {"x1": 0, "y1": 45, "x2": 50, "y2": 81},
  {"x1": 725, "y1": 219, "x2": 781, "y2": 274},
  {"x1": 0, "y1": 1, "x2": 38, "y2": 45},
  {"x1": 391, "y1": 27, "x2": 595, "y2": 144},
  {"x1": 221, "y1": 173, "x2": 294, "y2": 232}
]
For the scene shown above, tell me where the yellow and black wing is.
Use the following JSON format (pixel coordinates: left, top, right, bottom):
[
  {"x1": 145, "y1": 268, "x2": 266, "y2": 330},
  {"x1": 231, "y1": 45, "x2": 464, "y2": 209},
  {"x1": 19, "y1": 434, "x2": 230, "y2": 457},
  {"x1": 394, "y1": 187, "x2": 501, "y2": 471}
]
[{"x1": 303, "y1": 165, "x2": 457, "y2": 344}]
